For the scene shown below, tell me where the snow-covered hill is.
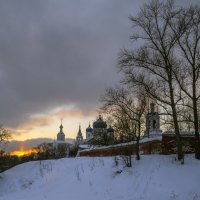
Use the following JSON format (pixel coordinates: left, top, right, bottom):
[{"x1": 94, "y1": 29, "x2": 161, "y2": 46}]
[{"x1": 0, "y1": 155, "x2": 199, "y2": 200}]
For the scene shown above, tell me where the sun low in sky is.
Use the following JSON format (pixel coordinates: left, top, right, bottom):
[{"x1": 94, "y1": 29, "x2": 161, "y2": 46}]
[{"x1": 9, "y1": 145, "x2": 40, "y2": 157}]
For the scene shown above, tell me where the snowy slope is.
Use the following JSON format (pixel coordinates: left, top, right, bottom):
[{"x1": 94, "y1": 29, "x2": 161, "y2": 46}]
[{"x1": 0, "y1": 155, "x2": 199, "y2": 200}]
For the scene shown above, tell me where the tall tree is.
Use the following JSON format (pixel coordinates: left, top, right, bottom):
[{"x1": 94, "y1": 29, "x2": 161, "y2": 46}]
[
  {"x1": 169, "y1": 6, "x2": 200, "y2": 159},
  {"x1": 101, "y1": 86, "x2": 147, "y2": 160},
  {"x1": 119, "y1": 0, "x2": 184, "y2": 160},
  {"x1": 0, "y1": 125, "x2": 11, "y2": 148},
  {"x1": 104, "y1": 108, "x2": 134, "y2": 143}
]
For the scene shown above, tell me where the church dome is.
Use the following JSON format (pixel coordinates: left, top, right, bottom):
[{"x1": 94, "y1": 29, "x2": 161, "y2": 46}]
[
  {"x1": 86, "y1": 124, "x2": 93, "y2": 132},
  {"x1": 93, "y1": 115, "x2": 107, "y2": 129},
  {"x1": 107, "y1": 126, "x2": 114, "y2": 133},
  {"x1": 57, "y1": 120, "x2": 65, "y2": 141}
]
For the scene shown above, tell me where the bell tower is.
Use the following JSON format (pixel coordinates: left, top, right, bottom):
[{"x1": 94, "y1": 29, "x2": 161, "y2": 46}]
[
  {"x1": 57, "y1": 119, "x2": 65, "y2": 141},
  {"x1": 146, "y1": 103, "x2": 162, "y2": 136},
  {"x1": 76, "y1": 124, "x2": 83, "y2": 144}
]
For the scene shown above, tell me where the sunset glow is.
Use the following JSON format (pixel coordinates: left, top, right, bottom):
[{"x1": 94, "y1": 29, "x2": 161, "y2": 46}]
[
  {"x1": 11, "y1": 105, "x2": 97, "y2": 141},
  {"x1": 9, "y1": 148, "x2": 40, "y2": 157}
]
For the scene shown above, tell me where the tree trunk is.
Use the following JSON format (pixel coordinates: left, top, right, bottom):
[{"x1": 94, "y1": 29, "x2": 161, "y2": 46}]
[
  {"x1": 135, "y1": 138, "x2": 140, "y2": 160},
  {"x1": 169, "y1": 81, "x2": 183, "y2": 160},
  {"x1": 135, "y1": 122, "x2": 141, "y2": 160},
  {"x1": 192, "y1": 79, "x2": 200, "y2": 159}
]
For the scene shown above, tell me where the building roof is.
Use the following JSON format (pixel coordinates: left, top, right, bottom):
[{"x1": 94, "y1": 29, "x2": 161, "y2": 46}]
[
  {"x1": 86, "y1": 123, "x2": 93, "y2": 132},
  {"x1": 93, "y1": 115, "x2": 107, "y2": 129}
]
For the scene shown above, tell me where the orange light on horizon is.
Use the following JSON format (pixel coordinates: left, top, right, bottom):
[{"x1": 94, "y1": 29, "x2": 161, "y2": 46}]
[
  {"x1": 9, "y1": 149, "x2": 40, "y2": 157},
  {"x1": 19, "y1": 145, "x2": 25, "y2": 151}
]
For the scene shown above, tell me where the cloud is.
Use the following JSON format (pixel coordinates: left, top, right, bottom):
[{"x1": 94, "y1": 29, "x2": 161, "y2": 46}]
[
  {"x1": 0, "y1": 0, "x2": 138, "y2": 129},
  {"x1": 11, "y1": 105, "x2": 95, "y2": 137},
  {"x1": 0, "y1": 0, "x2": 199, "y2": 131},
  {"x1": 17, "y1": 116, "x2": 54, "y2": 132}
]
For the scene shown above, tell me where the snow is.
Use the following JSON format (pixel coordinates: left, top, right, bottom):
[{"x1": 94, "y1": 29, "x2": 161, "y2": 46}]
[{"x1": 0, "y1": 155, "x2": 199, "y2": 200}]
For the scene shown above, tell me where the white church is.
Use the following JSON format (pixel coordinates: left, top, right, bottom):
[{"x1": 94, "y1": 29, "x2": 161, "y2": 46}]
[
  {"x1": 53, "y1": 103, "x2": 162, "y2": 149},
  {"x1": 71, "y1": 115, "x2": 115, "y2": 145},
  {"x1": 51, "y1": 121, "x2": 72, "y2": 155},
  {"x1": 145, "y1": 102, "x2": 162, "y2": 137}
]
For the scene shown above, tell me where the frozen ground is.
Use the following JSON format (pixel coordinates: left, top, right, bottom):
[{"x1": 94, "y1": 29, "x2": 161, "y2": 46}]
[{"x1": 0, "y1": 155, "x2": 199, "y2": 200}]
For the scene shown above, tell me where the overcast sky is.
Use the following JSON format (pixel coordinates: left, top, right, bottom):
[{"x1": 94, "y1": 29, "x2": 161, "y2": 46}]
[{"x1": 0, "y1": 0, "x2": 199, "y2": 142}]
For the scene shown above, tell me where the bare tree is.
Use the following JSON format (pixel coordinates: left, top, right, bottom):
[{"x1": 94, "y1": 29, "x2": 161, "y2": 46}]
[
  {"x1": 0, "y1": 125, "x2": 11, "y2": 171},
  {"x1": 101, "y1": 86, "x2": 147, "y2": 160},
  {"x1": 169, "y1": 6, "x2": 200, "y2": 159},
  {"x1": 0, "y1": 125, "x2": 11, "y2": 148},
  {"x1": 119, "y1": 0, "x2": 184, "y2": 160},
  {"x1": 103, "y1": 107, "x2": 134, "y2": 143}
]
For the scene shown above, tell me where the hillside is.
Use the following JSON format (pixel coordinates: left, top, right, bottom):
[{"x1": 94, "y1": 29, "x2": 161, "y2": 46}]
[{"x1": 0, "y1": 155, "x2": 199, "y2": 200}]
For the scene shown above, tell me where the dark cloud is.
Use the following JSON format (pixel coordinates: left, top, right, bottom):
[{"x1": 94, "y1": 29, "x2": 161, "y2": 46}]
[{"x1": 0, "y1": 0, "x2": 199, "y2": 128}]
